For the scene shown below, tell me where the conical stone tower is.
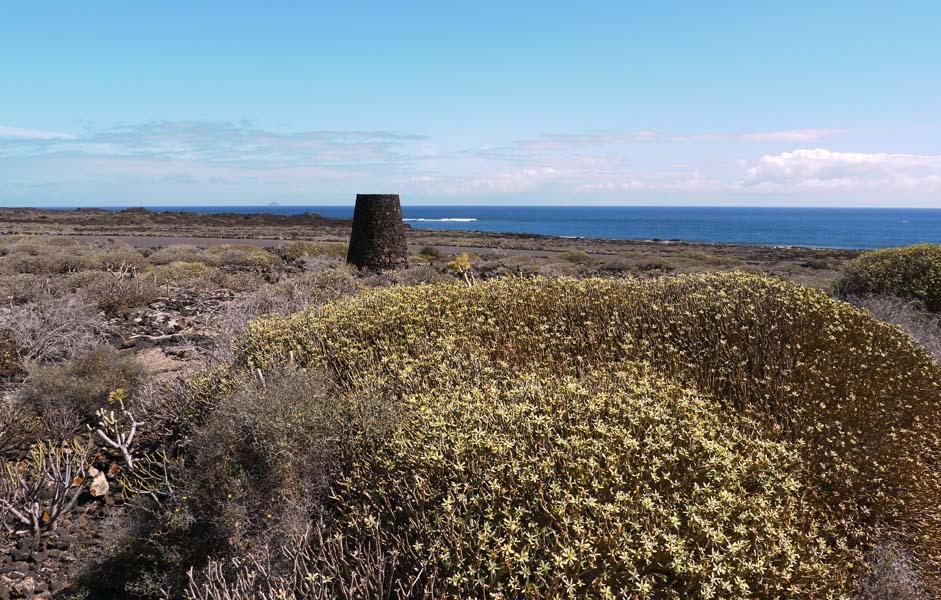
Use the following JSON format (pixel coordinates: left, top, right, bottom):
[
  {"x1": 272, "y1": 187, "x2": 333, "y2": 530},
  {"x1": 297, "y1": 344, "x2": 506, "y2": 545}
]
[{"x1": 346, "y1": 194, "x2": 409, "y2": 270}]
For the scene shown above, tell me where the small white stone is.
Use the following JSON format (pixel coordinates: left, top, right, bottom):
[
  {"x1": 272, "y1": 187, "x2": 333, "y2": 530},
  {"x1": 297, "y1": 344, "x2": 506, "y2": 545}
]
[{"x1": 89, "y1": 472, "x2": 109, "y2": 497}]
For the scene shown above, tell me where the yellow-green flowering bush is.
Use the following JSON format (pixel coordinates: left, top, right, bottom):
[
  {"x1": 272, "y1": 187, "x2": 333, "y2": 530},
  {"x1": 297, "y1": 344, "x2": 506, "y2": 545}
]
[
  {"x1": 212, "y1": 273, "x2": 941, "y2": 596},
  {"x1": 334, "y1": 370, "x2": 852, "y2": 598},
  {"x1": 836, "y1": 243, "x2": 941, "y2": 311}
]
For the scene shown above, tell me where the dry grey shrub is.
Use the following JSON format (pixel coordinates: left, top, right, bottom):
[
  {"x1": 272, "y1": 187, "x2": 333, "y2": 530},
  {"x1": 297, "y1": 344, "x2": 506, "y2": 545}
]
[
  {"x1": 184, "y1": 371, "x2": 343, "y2": 547},
  {"x1": 149, "y1": 244, "x2": 206, "y2": 265},
  {"x1": 0, "y1": 294, "x2": 105, "y2": 364},
  {"x1": 80, "y1": 275, "x2": 161, "y2": 314},
  {"x1": 0, "y1": 398, "x2": 39, "y2": 460},
  {"x1": 179, "y1": 367, "x2": 406, "y2": 598},
  {"x1": 2, "y1": 241, "x2": 97, "y2": 275},
  {"x1": 357, "y1": 263, "x2": 454, "y2": 289},
  {"x1": 848, "y1": 295, "x2": 941, "y2": 362},
  {"x1": 0, "y1": 438, "x2": 93, "y2": 536},
  {"x1": 210, "y1": 263, "x2": 453, "y2": 364},
  {"x1": 856, "y1": 541, "x2": 926, "y2": 600},
  {"x1": 17, "y1": 346, "x2": 147, "y2": 423},
  {"x1": 208, "y1": 244, "x2": 282, "y2": 269},
  {"x1": 186, "y1": 523, "x2": 438, "y2": 600},
  {"x1": 133, "y1": 375, "x2": 201, "y2": 443},
  {"x1": 0, "y1": 236, "x2": 148, "y2": 275},
  {"x1": 296, "y1": 253, "x2": 344, "y2": 272},
  {"x1": 385, "y1": 263, "x2": 453, "y2": 286},
  {"x1": 0, "y1": 273, "x2": 68, "y2": 305},
  {"x1": 210, "y1": 267, "x2": 361, "y2": 363},
  {"x1": 556, "y1": 249, "x2": 596, "y2": 264},
  {"x1": 538, "y1": 262, "x2": 582, "y2": 277},
  {"x1": 39, "y1": 405, "x2": 85, "y2": 442}
]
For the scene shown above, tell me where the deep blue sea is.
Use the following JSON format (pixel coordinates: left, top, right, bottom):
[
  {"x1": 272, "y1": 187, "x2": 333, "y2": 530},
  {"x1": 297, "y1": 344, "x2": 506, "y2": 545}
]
[{"x1": 90, "y1": 206, "x2": 941, "y2": 250}]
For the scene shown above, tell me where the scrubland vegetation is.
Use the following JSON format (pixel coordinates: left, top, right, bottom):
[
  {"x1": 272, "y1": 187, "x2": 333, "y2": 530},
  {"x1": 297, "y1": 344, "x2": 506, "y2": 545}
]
[
  {"x1": 837, "y1": 243, "x2": 941, "y2": 312},
  {"x1": 0, "y1": 234, "x2": 939, "y2": 599}
]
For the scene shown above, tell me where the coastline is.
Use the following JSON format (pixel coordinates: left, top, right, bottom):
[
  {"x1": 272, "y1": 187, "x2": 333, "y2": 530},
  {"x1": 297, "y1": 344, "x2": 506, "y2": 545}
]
[
  {"x1": 3, "y1": 205, "x2": 934, "y2": 250},
  {"x1": 0, "y1": 207, "x2": 860, "y2": 290},
  {"x1": 0, "y1": 206, "x2": 862, "y2": 252}
]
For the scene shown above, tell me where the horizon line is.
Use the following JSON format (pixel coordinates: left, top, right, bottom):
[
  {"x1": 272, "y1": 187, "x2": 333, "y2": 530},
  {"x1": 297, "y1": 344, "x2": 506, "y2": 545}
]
[{"x1": 6, "y1": 203, "x2": 941, "y2": 210}]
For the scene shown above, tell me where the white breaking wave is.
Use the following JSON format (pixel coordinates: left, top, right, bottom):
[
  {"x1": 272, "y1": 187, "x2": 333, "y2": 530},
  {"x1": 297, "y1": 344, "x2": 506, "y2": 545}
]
[{"x1": 403, "y1": 217, "x2": 478, "y2": 222}]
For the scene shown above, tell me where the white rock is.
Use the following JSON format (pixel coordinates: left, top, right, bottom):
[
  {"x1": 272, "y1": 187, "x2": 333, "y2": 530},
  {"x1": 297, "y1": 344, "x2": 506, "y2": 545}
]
[{"x1": 89, "y1": 472, "x2": 109, "y2": 497}]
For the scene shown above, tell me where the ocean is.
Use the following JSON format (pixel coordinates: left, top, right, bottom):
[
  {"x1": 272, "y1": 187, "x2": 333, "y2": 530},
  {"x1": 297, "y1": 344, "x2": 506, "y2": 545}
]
[{"x1": 94, "y1": 206, "x2": 941, "y2": 250}]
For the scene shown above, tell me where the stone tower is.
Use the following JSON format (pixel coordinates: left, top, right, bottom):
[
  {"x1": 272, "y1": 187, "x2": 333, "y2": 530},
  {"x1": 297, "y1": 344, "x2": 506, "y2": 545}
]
[{"x1": 346, "y1": 194, "x2": 409, "y2": 270}]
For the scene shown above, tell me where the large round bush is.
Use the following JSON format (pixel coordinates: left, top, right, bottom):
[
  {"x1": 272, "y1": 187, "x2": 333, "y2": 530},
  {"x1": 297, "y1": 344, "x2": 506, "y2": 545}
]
[
  {"x1": 331, "y1": 371, "x2": 851, "y2": 597},
  {"x1": 220, "y1": 273, "x2": 941, "y2": 596},
  {"x1": 836, "y1": 243, "x2": 941, "y2": 311}
]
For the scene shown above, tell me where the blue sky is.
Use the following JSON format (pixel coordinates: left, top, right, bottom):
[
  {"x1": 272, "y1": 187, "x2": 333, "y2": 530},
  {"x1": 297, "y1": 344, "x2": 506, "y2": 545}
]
[{"x1": 2, "y1": 1, "x2": 940, "y2": 206}]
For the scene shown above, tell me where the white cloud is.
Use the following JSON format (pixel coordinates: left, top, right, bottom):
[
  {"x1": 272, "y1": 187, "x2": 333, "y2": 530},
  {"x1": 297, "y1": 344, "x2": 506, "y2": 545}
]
[
  {"x1": 3, "y1": 119, "x2": 938, "y2": 204},
  {"x1": 432, "y1": 167, "x2": 583, "y2": 194},
  {"x1": 743, "y1": 148, "x2": 941, "y2": 190},
  {"x1": 0, "y1": 120, "x2": 425, "y2": 165},
  {"x1": 740, "y1": 128, "x2": 851, "y2": 142},
  {"x1": 0, "y1": 125, "x2": 76, "y2": 140},
  {"x1": 504, "y1": 131, "x2": 661, "y2": 152},
  {"x1": 407, "y1": 161, "x2": 729, "y2": 196},
  {"x1": 500, "y1": 127, "x2": 859, "y2": 152},
  {"x1": 577, "y1": 181, "x2": 646, "y2": 192},
  {"x1": 0, "y1": 120, "x2": 435, "y2": 202}
]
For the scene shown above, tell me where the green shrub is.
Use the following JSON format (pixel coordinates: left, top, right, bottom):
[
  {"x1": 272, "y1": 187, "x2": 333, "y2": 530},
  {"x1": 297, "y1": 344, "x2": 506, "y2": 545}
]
[
  {"x1": 636, "y1": 259, "x2": 675, "y2": 273},
  {"x1": 214, "y1": 271, "x2": 264, "y2": 292},
  {"x1": 149, "y1": 245, "x2": 207, "y2": 265},
  {"x1": 221, "y1": 273, "x2": 941, "y2": 594},
  {"x1": 5, "y1": 242, "x2": 97, "y2": 274},
  {"x1": 18, "y1": 346, "x2": 146, "y2": 423},
  {"x1": 836, "y1": 244, "x2": 941, "y2": 311},
  {"x1": 208, "y1": 244, "x2": 281, "y2": 269},
  {"x1": 186, "y1": 371, "x2": 855, "y2": 599},
  {"x1": 556, "y1": 249, "x2": 595, "y2": 264},
  {"x1": 418, "y1": 245, "x2": 441, "y2": 260},
  {"x1": 63, "y1": 269, "x2": 114, "y2": 290},
  {"x1": 279, "y1": 241, "x2": 348, "y2": 261},
  {"x1": 676, "y1": 250, "x2": 742, "y2": 267},
  {"x1": 98, "y1": 245, "x2": 151, "y2": 272},
  {"x1": 0, "y1": 237, "x2": 148, "y2": 275},
  {"x1": 801, "y1": 258, "x2": 833, "y2": 270},
  {"x1": 148, "y1": 244, "x2": 280, "y2": 276},
  {"x1": 148, "y1": 261, "x2": 221, "y2": 289}
]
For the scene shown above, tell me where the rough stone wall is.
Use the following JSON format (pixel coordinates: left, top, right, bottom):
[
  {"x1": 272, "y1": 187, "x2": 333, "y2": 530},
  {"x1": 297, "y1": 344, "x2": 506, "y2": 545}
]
[{"x1": 346, "y1": 194, "x2": 409, "y2": 270}]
